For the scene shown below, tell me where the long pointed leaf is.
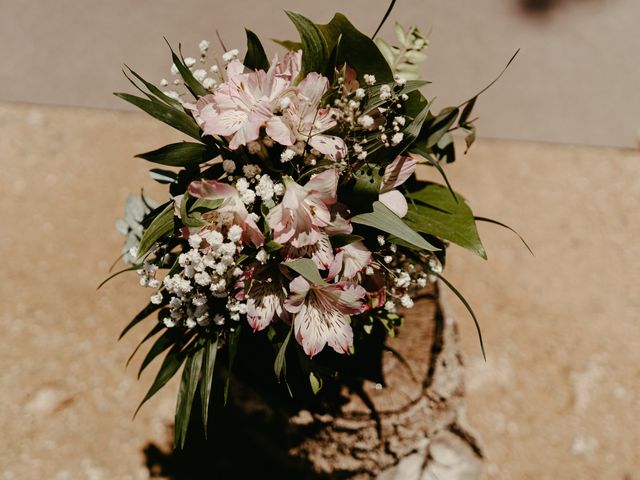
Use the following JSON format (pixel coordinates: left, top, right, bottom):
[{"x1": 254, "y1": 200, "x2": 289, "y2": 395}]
[
  {"x1": 119, "y1": 302, "x2": 161, "y2": 340},
  {"x1": 136, "y1": 142, "x2": 217, "y2": 167},
  {"x1": 126, "y1": 323, "x2": 164, "y2": 367},
  {"x1": 474, "y1": 216, "x2": 534, "y2": 256},
  {"x1": 437, "y1": 274, "x2": 486, "y2": 360},
  {"x1": 285, "y1": 11, "x2": 328, "y2": 79},
  {"x1": 97, "y1": 266, "x2": 137, "y2": 290},
  {"x1": 175, "y1": 348, "x2": 204, "y2": 448},
  {"x1": 274, "y1": 325, "x2": 293, "y2": 380},
  {"x1": 200, "y1": 335, "x2": 219, "y2": 434},
  {"x1": 244, "y1": 29, "x2": 270, "y2": 71},
  {"x1": 224, "y1": 326, "x2": 241, "y2": 405},
  {"x1": 411, "y1": 145, "x2": 457, "y2": 203},
  {"x1": 114, "y1": 93, "x2": 201, "y2": 140},
  {"x1": 165, "y1": 40, "x2": 209, "y2": 98},
  {"x1": 134, "y1": 345, "x2": 186, "y2": 418},
  {"x1": 124, "y1": 65, "x2": 182, "y2": 109},
  {"x1": 137, "y1": 203, "x2": 175, "y2": 259},
  {"x1": 138, "y1": 330, "x2": 174, "y2": 378}
]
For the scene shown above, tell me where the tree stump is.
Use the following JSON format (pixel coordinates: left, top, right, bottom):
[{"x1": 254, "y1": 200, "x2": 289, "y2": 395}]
[{"x1": 144, "y1": 282, "x2": 483, "y2": 479}]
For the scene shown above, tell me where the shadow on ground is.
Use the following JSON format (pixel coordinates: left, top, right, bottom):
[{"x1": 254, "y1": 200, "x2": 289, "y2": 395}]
[{"x1": 519, "y1": 0, "x2": 599, "y2": 15}]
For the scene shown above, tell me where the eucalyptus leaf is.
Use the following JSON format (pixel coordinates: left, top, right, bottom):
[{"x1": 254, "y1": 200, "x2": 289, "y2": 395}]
[{"x1": 351, "y1": 201, "x2": 438, "y2": 251}]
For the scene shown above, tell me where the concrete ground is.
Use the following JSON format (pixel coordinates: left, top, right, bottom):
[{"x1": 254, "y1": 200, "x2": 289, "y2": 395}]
[{"x1": 1, "y1": 102, "x2": 638, "y2": 479}]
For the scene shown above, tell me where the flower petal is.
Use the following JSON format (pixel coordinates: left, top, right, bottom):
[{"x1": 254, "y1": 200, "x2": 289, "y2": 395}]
[
  {"x1": 380, "y1": 155, "x2": 417, "y2": 192},
  {"x1": 379, "y1": 189, "x2": 409, "y2": 218}
]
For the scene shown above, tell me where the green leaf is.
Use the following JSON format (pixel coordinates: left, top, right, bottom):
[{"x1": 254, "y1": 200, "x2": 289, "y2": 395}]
[
  {"x1": 474, "y1": 216, "x2": 534, "y2": 256},
  {"x1": 119, "y1": 302, "x2": 161, "y2": 340},
  {"x1": 317, "y1": 13, "x2": 393, "y2": 83},
  {"x1": 166, "y1": 41, "x2": 209, "y2": 98},
  {"x1": 134, "y1": 345, "x2": 186, "y2": 418},
  {"x1": 372, "y1": 0, "x2": 398, "y2": 39},
  {"x1": 459, "y1": 96, "x2": 477, "y2": 125},
  {"x1": 124, "y1": 65, "x2": 182, "y2": 109},
  {"x1": 424, "y1": 107, "x2": 459, "y2": 149},
  {"x1": 411, "y1": 145, "x2": 457, "y2": 202},
  {"x1": 244, "y1": 29, "x2": 270, "y2": 71},
  {"x1": 283, "y1": 258, "x2": 325, "y2": 284},
  {"x1": 126, "y1": 323, "x2": 164, "y2": 367},
  {"x1": 274, "y1": 325, "x2": 292, "y2": 380},
  {"x1": 436, "y1": 273, "x2": 485, "y2": 360},
  {"x1": 137, "y1": 203, "x2": 175, "y2": 259},
  {"x1": 149, "y1": 168, "x2": 178, "y2": 184},
  {"x1": 309, "y1": 371, "x2": 323, "y2": 394},
  {"x1": 330, "y1": 234, "x2": 364, "y2": 248},
  {"x1": 272, "y1": 39, "x2": 303, "y2": 51},
  {"x1": 285, "y1": 11, "x2": 328, "y2": 79},
  {"x1": 175, "y1": 347, "x2": 204, "y2": 448},
  {"x1": 405, "y1": 183, "x2": 486, "y2": 258},
  {"x1": 351, "y1": 201, "x2": 438, "y2": 251},
  {"x1": 138, "y1": 330, "x2": 174, "y2": 379},
  {"x1": 265, "y1": 240, "x2": 283, "y2": 253},
  {"x1": 200, "y1": 335, "x2": 219, "y2": 433},
  {"x1": 224, "y1": 326, "x2": 241, "y2": 405},
  {"x1": 136, "y1": 142, "x2": 218, "y2": 167},
  {"x1": 97, "y1": 266, "x2": 137, "y2": 289},
  {"x1": 114, "y1": 93, "x2": 201, "y2": 140}
]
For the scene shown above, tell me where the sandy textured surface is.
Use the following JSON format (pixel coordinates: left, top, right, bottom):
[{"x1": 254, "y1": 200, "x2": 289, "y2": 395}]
[{"x1": 0, "y1": 102, "x2": 638, "y2": 479}]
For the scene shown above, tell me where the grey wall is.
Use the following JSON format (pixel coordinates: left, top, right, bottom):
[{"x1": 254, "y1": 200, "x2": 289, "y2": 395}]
[{"x1": 1, "y1": 0, "x2": 638, "y2": 147}]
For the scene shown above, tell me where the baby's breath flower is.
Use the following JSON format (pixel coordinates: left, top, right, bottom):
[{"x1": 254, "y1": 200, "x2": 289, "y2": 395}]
[
  {"x1": 227, "y1": 224, "x2": 243, "y2": 243},
  {"x1": 391, "y1": 132, "x2": 404, "y2": 146},
  {"x1": 188, "y1": 233, "x2": 203, "y2": 249},
  {"x1": 164, "y1": 90, "x2": 180, "y2": 100},
  {"x1": 355, "y1": 88, "x2": 365, "y2": 99},
  {"x1": 384, "y1": 300, "x2": 396, "y2": 312},
  {"x1": 160, "y1": 78, "x2": 168, "y2": 87},
  {"x1": 203, "y1": 77, "x2": 216, "y2": 90},
  {"x1": 400, "y1": 295, "x2": 414, "y2": 308},
  {"x1": 222, "y1": 49, "x2": 239, "y2": 63},
  {"x1": 364, "y1": 74, "x2": 376, "y2": 85},
  {"x1": 358, "y1": 115, "x2": 374, "y2": 128},
  {"x1": 192, "y1": 69, "x2": 207, "y2": 81},
  {"x1": 280, "y1": 148, "x2": 296, "y2": 162},
  {"x1": 379, "y1": 84, "x2": 392, "y2": 100},
  {"x1": 170, "y1": 64, "x2": 179, "y2": 75},
  {"x1": 210, "y1": 65, "x2": 219, "y2": 73},
  {"x1": 150, "y1": 292, "x2": 163, "y2": 305},
  {"x1": 383, "y1": 255, "x2": 393, "y2": 264},
  {"x1": 199, "y1": 40, "x2": 210, "y2": 54},
  {"x1": 256, "y1": 249, "x2": 268, "y2": 263},
  {"x1": 184, "y1": 57, "x2": 197, "y2": 67}
]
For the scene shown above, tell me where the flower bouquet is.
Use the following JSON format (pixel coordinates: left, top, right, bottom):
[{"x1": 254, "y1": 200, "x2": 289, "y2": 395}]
[{"x1": 108, "y1": 8, "x2": 525, "y2": 450}]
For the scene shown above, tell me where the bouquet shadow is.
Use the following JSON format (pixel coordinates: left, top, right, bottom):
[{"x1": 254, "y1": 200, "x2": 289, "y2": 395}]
[{"x1": 143, "y1": 284, "x2": 482, "y2": 479}]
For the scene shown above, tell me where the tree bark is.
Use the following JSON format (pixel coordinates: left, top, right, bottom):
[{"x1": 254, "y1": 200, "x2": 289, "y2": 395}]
[{"x1": 145, "y1": 282, "x2": 483, "y2": 479}]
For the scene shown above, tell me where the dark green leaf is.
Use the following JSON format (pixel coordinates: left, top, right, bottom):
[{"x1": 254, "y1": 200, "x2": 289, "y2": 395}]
[
  {"x1": 283, "y1": 258, "x2": 325, "y2": 284},
  {"x1": 265, "y1": 240, "x2": 283, "y2": 253},
  {"x1": 136, "y1": 142, "x2": 218, "y2": 167},
  {"x1": 175, "y1": 348, "x2": 204, "y2": 448},
  {"x1": 272, "y1": 39, "x2": 303, "y2": 51},
  {"x1": 166, "y1": 41, "x2": 208, "y2": 98},
  {"x1": 330, "y1": 234, "x2": 364, "y2": 248},
  {"x1": 425, "y1": 107, "x2": 459, "y2": 149},
  {"x1": 119, "y1": 302, "x2": 161, "y2": 340},
  {"x1": 351, "y1": 201, "x2": 438, "y2": 251},
  {"x1": 126, "y1": 323, "x2": 164, "y2": 367},
  {"x1": 317, "y1": 13, "x2": 393, "y2": 83},
  {"x1": 285, "y1": 11, "x2": 328, "y2": 79},
  {"x1": 224, "y1": 326, "x2": 241, "y2": 405},
  {"x1": 244, "y1": 29, "x2": 270, "y2": 71},
  {"x1": 97, "y1": 266, "x2": 137, "y2": 290},
  {"x1": 200, "y1": 335, "x2": 219, "y2": 432},
  {"x1": 124, "y1": 65, "x2": 182, "y2": 109},
  {"x1": 134, "y1": 345, "x2": 186, "y2": 418},
  {"x1": 138, "y1": 330, "x2": 174, "y2": 379},
  {"x1": 149, "y1": 168, "x2": 178, "y2": 184},
  {"x1": 459, "y1": 96, "x2": 477, "y2": 125},
  {"x1": 411, "y1": 145, "x2": 457, "y2": 202},
  {"x1": 371, "y1": 0, "x2": 397, "y2": 39},
  {"x1": 405, "y1": 183, "x2": 486, "y2": 258},
  {"x1": 137, "y1": 203, "x2": 175, "y2": 259},
  {"x1": 114, "y1": 93, "x2": 201, "y2": 140},
  {"x1": 274, "y1": 325, "x2": 292, "y2": 380},
  {"x1": 436, "y1": 273, "x2": 485, "y2": 360}
]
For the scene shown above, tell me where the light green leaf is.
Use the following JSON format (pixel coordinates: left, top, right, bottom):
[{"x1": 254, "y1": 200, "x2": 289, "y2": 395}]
[
  {"x1": 137, "y1": 203, "x2": 175, "y2": 259},
  {"x1": 175, "y1": 347, "x2": 204, "y2": 448},
  {"x1": 405, "y1": 183, "x2": 486, "y2": 258},
  {"x1": 351, "y1": 201, "x2": 438, "y2": 252},
  {"x1": 309, "y1": 371, "x2": 323, "y2": 394},
  {"x1": 283, "y1": 258, "x2": 325, "y2": 284},
  {"x1": 136, "y1": 142, "x2": 218, "y2": 167}
]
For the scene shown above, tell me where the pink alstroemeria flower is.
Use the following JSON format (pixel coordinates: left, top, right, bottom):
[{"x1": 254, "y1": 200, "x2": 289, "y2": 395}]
[
  {"x1": 266, "y1": 72, "x2": 346, "y2": 160},
  {"x1": 187, "y1": 179, "x2": 264, "y2": 246},
  {"x1": 266, "y1": 168, "x2": 339, "y2": 248},
  {"x1": 328, "y1": 241, "x2": 372, "y2": 280},
  {"x1": 243, "y1": 266, "x2": 288, "y2": 331},
  {"x1": 285, "y1": 276, "x2": 367, "y2": 357},
  {"x1": 190, "y1": 60, "x2": 291, "y2": 149},
  {"x1": 379, "y1": 155, "x2": 417, "y2": 218}
]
